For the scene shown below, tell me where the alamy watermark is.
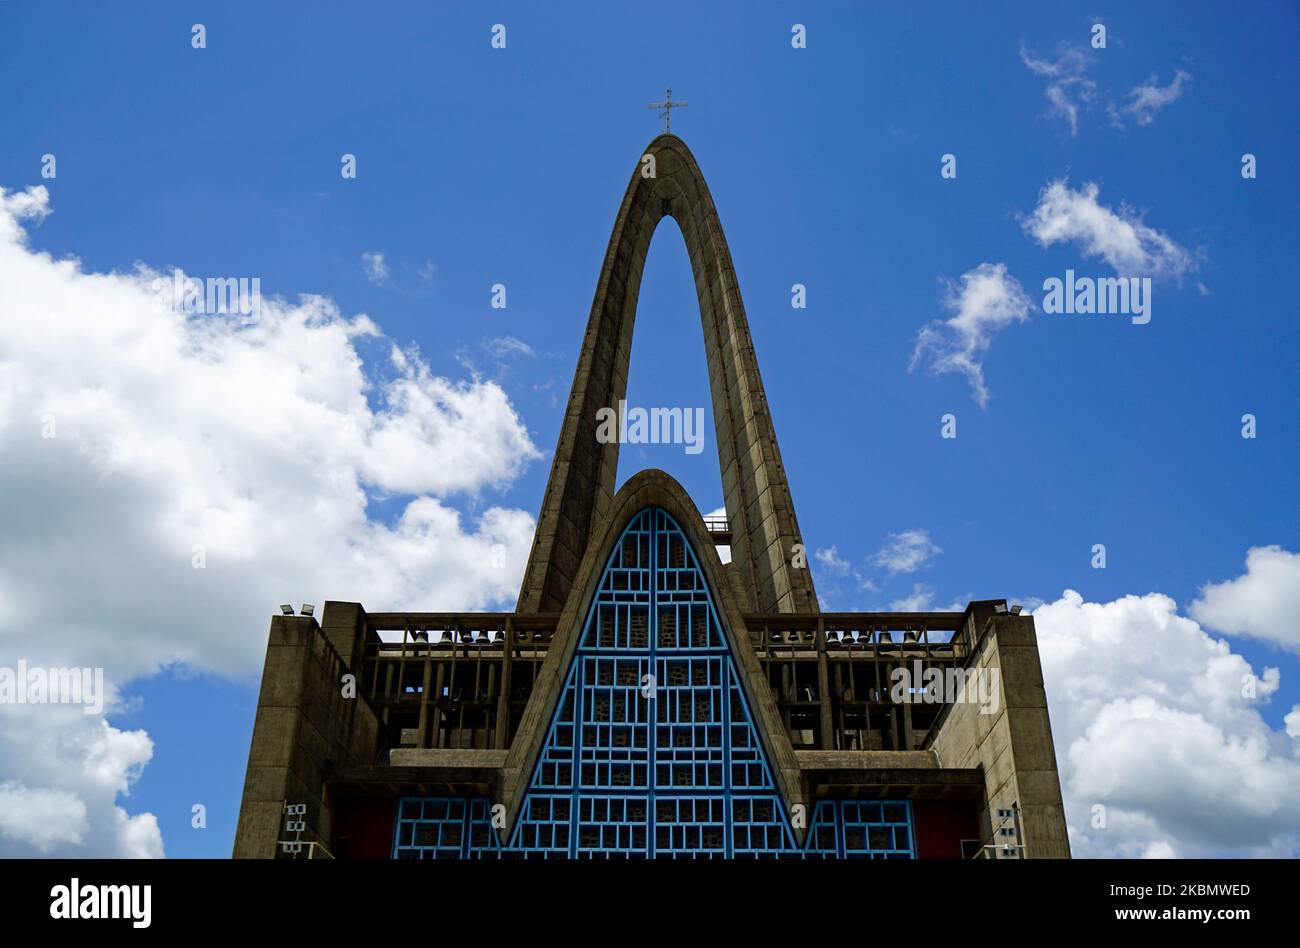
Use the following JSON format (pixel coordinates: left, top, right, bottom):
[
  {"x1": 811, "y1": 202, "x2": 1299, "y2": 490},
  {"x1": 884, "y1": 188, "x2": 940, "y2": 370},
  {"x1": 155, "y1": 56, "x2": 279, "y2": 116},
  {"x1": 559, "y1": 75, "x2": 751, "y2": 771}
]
[
  {"x1": 151, "y1": 271, "x2": 262, "y2": 324},
  {"x1": 889, "y1": 661, "x2": 1001, "y2": 715},
  {"x1": 595, "y1": 400, "x2": 706, "y2": 455},
  {"x1": 50, "y1": 878, "x2": 150, "y2": 928},
  {"x1": 1043, "y1": 269, "x2": 1151, "y2": 325},
  {"x1": 0, "y1": 660, "x2": 104, "y2": 714}
]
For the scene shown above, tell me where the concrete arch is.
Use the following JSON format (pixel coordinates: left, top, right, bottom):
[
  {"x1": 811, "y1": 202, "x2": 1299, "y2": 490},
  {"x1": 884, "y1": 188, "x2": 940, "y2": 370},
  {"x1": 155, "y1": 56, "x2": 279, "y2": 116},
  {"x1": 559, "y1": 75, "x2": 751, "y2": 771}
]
[
  {"x1": 501, "y1": 469, "x2": 806, "y2": 835},
  {"x1": 517, "y1": 134, "x2": 817, "y2": 616}
]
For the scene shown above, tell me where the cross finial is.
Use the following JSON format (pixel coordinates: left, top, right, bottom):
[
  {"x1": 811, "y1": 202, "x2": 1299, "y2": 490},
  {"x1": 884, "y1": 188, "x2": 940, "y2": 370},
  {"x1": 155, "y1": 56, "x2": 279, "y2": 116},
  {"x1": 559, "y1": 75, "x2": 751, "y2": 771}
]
[{"x1": 648, "y1": 87, "x2": 688, "y2": 132}]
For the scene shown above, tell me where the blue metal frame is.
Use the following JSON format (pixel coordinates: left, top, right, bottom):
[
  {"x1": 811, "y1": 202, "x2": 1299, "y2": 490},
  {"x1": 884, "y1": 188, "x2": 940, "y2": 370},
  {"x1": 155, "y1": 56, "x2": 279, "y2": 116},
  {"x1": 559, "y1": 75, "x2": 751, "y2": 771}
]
[{"x1": 392, "y1": 507, "x2": 916, "y2": 859}]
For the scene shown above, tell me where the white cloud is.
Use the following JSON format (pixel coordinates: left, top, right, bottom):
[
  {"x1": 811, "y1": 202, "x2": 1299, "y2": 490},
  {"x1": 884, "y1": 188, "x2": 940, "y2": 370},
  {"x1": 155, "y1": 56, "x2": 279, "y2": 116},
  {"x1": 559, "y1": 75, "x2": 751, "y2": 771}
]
[
  {"x1": 812, "y1": 545, "x2": 870, "y2": 602},
  {"x1": 1112, "y1": 70, "x2": 1191, "y2": 127},
  {"x1": 484, "y1": 336, "x2": 535, "y2": 360},
  {"x1": 360, "y1": 251, "x2": 390, "y2": 286},
  {"x1": 813, "y1": 532, "x2": 949, "y2": 608},
  {"x1": 1286, "y1": 706, "x2": 1300, "y2": 742},
  {"x1": 1190, "y1": 546, "x2": 1300, "y2": 654},
  {"x1": 0, "y1": 185, "x2": 541, "y2": 855},
  {"x1": 874, "y1": 529, "x2": 943, "y2": 573},
  {"x1": 815, "y1": 546, "x2": 851, "y2": 576},
  {"x1": 910, "y1": 263, "x2": 1031, "y2": 408},
  {"x1": 0, "y1": 703, "x2": 161, "y2": 858},
  {"x1": 0, "y1": 780, "x2": 87, "y2": 853},
  {"x1": 890, "y1": 583, "x2": 936, "y2": 611},
  {"x1": 1020, "y1": 45, "x2": 1097, "y2": 136},
  {"x1": 1022, "y1": 179, "x2": 1196, "y2": 280},
  {"x1": 362, "y1": 347, "x2": 539, "y2": 495},
  {"x1": 1034, "y1": 588, "x2": 1300, "y2": 857},
  {"x1": 885, "y1": 583, "x2": 965, "y2": 612},
  {"x1": 1022, "y1": 41, "x2": 1190, "y2": 135}
]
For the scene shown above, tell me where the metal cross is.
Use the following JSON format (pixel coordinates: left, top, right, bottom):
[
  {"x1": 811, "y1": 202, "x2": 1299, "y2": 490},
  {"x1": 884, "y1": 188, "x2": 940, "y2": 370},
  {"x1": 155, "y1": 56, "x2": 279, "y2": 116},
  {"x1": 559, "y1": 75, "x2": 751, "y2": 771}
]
[{"x1": 648, "y1": 88, "x2": 688, "y2": 132}]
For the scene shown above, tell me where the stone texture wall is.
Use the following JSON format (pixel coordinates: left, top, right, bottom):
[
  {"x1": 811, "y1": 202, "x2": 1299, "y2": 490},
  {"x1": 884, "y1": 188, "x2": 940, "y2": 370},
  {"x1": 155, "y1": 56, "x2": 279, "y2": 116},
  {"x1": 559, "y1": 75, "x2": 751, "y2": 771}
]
[{"x1": 232, "y1": 613, "x2": 380, "y2": 858}]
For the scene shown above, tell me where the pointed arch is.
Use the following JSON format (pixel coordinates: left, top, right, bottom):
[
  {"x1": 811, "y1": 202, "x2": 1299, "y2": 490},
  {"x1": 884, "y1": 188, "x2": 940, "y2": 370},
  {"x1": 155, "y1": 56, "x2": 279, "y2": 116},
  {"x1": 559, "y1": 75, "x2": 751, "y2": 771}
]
[
  {"x1": 508, "y1": 507, "x2": 797, "y2": 856},
  {"x1": 516, "y1": 134, "x2": 817, "y2": 616},
  {"x1": 502, "y1": 470, "x2": 806, "y2": 838}
]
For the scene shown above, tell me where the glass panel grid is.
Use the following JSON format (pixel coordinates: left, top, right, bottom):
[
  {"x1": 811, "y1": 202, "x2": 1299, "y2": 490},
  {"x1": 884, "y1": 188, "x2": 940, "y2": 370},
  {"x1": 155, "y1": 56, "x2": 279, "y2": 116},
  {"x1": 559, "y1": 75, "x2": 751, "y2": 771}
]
[{"x1": 392, "y1": 508, "x2": 917, "y2": 860}]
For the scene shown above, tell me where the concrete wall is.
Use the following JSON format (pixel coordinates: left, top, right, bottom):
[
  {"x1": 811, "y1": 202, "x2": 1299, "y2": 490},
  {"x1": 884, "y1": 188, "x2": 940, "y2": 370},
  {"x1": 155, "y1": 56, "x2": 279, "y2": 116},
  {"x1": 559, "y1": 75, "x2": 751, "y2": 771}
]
[
  {"x1": 232, "y1": 613, "x2": 381, "y2": 858},
  {"x1": 928, "y1": 613, "x2": 1070, "y2": 858}
]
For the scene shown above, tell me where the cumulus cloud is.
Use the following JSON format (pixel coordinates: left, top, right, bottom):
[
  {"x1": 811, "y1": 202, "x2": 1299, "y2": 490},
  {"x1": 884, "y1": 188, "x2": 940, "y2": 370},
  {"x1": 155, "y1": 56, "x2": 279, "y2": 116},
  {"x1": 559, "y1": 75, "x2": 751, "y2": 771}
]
[
  {"x1": 360, "y1": 251, "x2": 390, "y2": 286},
  {"x1": 1286, "y1": 707, "x2": 1300, "y2": 742},
  {"x1": 1111, "y1": 70, "x2": 1191, "y2": 127},
  {"x1": 1022, "y1": 179, "x2": 1196, "y2": 281},
  {"x1": 362, "y1": 347, "x2": 539, "y2": 495},
  {"x1": 0, "y1": 705, "x2": 160, "y2": 858},
  {"x1": 0, "y1": 780, "x2": 88, "y2": 853},
  {"x1": 0, "y1": 185, "x2": 541, "y2": 855},
  {"x1": 1190, "y1": 546, "x2": 1300, "y2": 654},
  {"x1": 910, "y1": 263, "x2": 1032, "y2": 408},
  {"x1": 1020, "y1": 45, "x2": 1097, "y2": 136},
  {"x1": 1034, "y1": 587, "x2": 1300, "y2": 857}
]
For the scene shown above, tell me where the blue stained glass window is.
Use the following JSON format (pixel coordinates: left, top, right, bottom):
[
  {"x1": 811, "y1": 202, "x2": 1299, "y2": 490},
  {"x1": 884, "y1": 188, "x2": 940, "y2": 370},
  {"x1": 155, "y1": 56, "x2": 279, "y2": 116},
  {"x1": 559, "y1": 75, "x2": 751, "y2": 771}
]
[{"x1": 391, "y1": 507, "x2": 915, "y2": 860}]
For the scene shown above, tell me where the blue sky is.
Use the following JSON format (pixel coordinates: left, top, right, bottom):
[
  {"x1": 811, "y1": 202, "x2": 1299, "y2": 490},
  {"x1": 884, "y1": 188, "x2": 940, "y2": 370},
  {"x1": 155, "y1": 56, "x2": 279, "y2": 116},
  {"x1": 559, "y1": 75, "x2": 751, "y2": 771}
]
[{"x1": 0, "y1": 2, "x2": 1297, "y2": 858}]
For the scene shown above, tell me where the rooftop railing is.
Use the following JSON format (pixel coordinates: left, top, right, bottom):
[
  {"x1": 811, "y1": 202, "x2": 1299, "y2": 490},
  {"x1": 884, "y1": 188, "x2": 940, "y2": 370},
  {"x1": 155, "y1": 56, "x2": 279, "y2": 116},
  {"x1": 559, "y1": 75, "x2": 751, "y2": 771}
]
[
  {"x1": 702, "y1": 515, "x2": 731, "y2": 543},
  {"x1": 354, "y1": 607, "x2": 989, "y2": 755}
]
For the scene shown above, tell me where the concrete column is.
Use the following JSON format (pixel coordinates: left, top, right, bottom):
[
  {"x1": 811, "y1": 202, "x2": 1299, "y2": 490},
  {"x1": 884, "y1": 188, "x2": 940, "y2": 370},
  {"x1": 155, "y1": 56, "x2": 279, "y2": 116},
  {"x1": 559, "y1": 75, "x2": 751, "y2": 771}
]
[
  {"x1": 927, "y1": 608, "x2": 1070, "y2": 859},
  {"x1": 233, "y1": 613, "x2": 382, "y2": 859}
]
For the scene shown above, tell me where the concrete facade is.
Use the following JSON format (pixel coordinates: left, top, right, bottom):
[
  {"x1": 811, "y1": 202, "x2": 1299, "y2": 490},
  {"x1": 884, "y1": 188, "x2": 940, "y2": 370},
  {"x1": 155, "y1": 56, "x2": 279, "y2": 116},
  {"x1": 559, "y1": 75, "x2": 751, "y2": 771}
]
[
  {"x1": 233, "y1": 134, "x2": 1069, "y2": 859},
  {"x1": 233, "y1": 613, "x2": 382, "y2": 859},
  {"x1": 928, "y1": 609, "x2": 1071, "y2": 858}
]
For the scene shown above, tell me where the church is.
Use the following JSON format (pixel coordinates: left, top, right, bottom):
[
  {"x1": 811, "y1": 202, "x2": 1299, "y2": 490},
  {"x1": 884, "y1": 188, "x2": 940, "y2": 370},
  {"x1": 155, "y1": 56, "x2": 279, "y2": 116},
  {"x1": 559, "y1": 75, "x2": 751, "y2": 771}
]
[{"x1": 233, "y1": 133, "x2": 1070, "y2": 860}]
